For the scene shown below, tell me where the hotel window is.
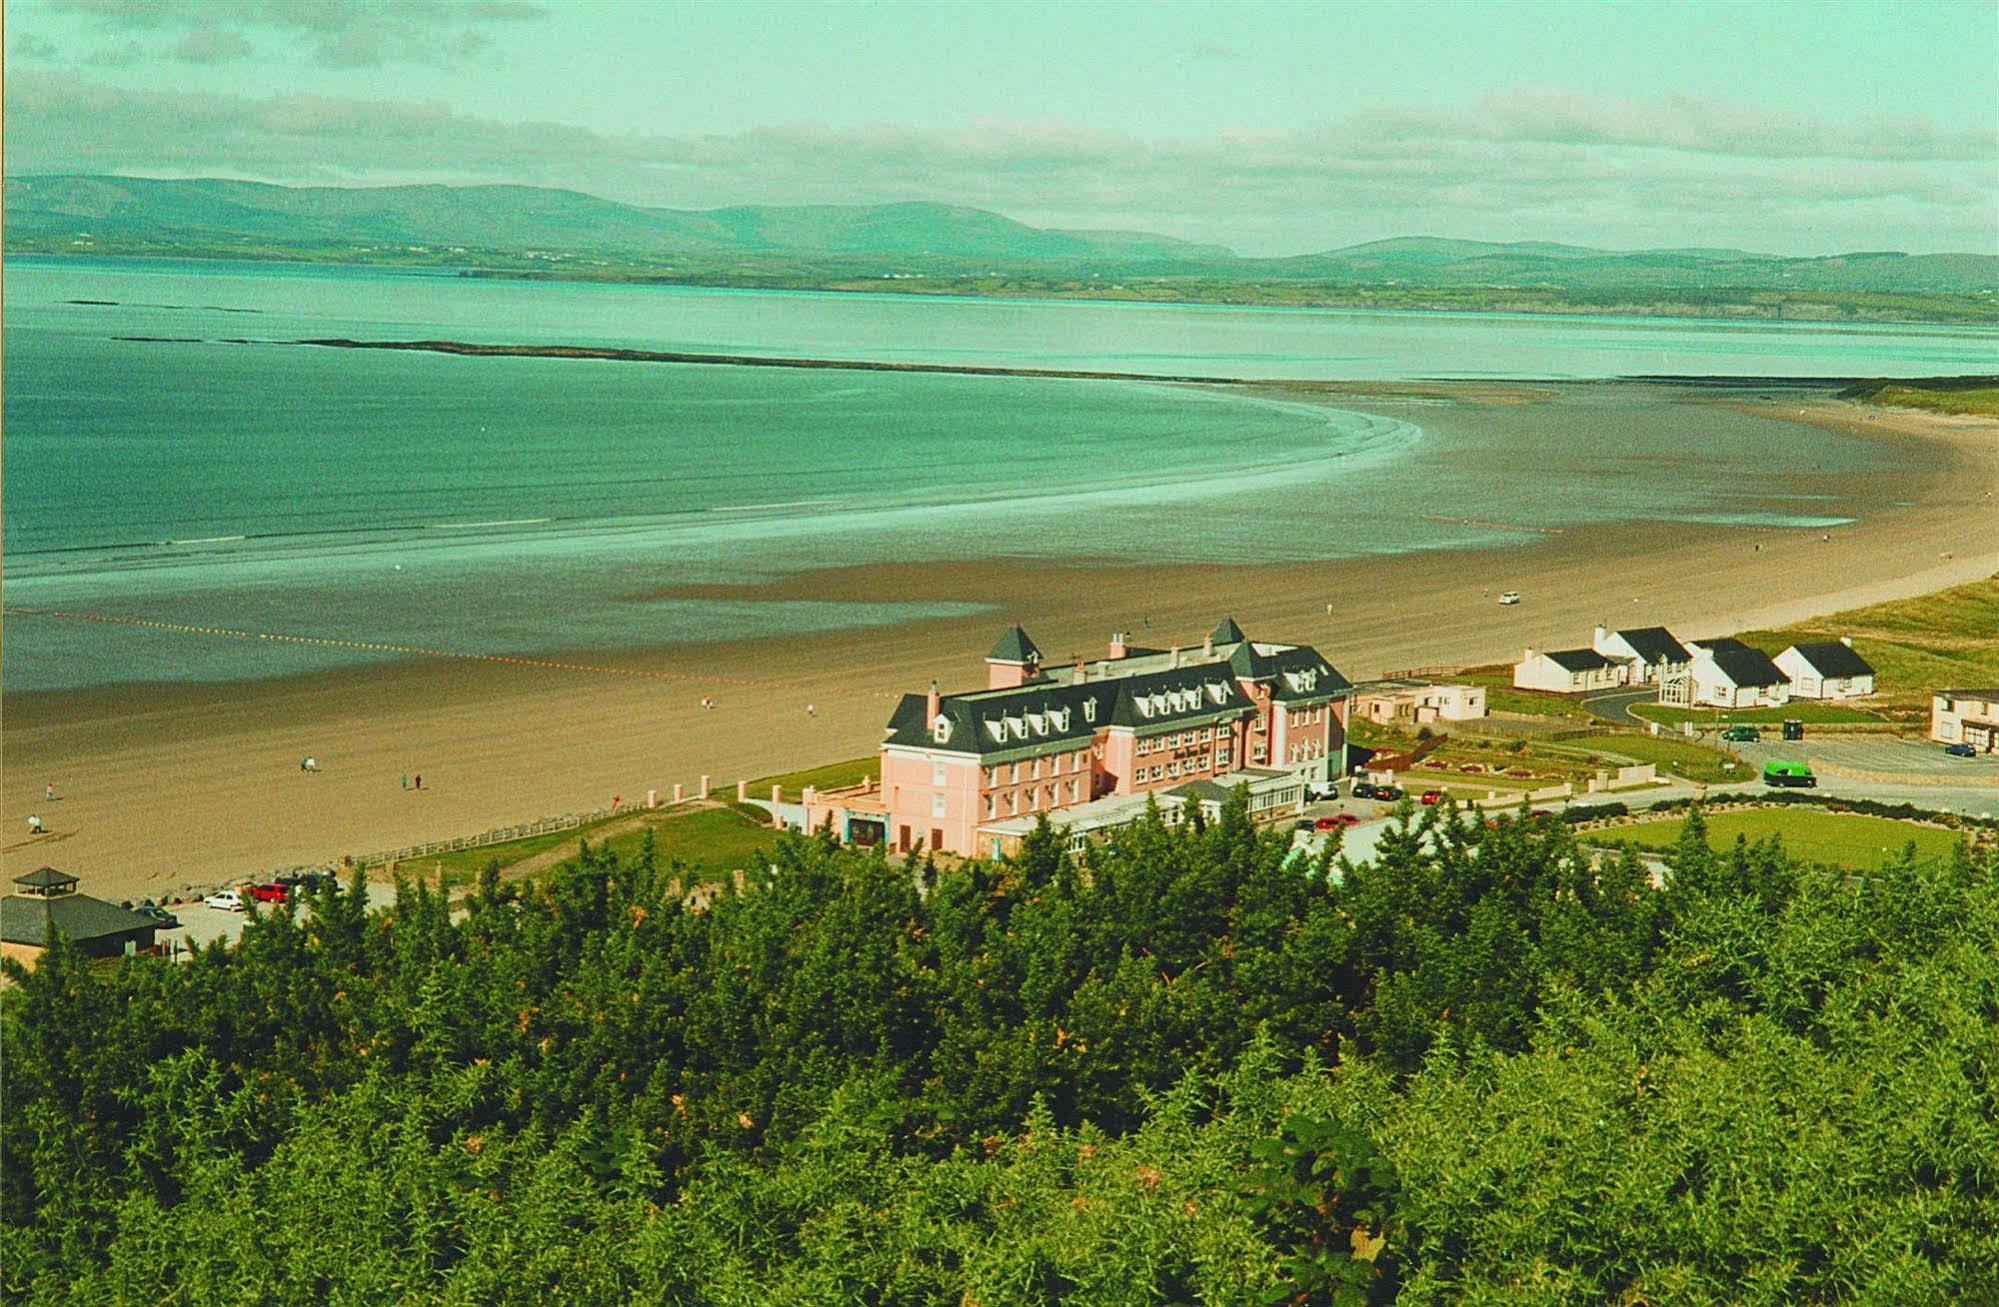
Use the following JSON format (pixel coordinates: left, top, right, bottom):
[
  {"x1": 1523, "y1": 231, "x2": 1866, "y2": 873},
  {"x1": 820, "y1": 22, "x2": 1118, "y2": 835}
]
[
  {"x1": 1008, "y1": 792, "x2": 1020, "y2": 815},
  {"x1": 984, "y1": 795, "x2": 995, "y2": 819},
  {"x1": 932, "y1": 794, "x2": 947, "y2": 819},
  {"x1": 1031, "y1": 756, "x2": 1041, "y2": 779},
  {"x1": 1067, "y1": 780, "x2": 1079, "y2": 802},
  {"x1": 1045, "y1": 785, "x2": 1056, "y2": 806},
  {"x1": 1010, "y1": 763, "x2": 1021, "y2": 783},
  {"x1": 932, "y1": 763, "x2": 947, "y2": 787},
  {"x1": 984, "y1": 767, "x2": 996, "y2": 786}
]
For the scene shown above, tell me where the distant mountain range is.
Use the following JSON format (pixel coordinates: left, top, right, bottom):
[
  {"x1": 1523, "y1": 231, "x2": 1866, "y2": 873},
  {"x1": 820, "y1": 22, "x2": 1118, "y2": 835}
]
[{"x1": 8, "y1": 174, "x2": 1996, "y2": 298}]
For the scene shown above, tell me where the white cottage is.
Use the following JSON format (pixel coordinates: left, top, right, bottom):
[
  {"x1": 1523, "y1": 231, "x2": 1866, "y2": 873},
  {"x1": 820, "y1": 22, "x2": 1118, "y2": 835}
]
[
  {"x1": 1687, "y1": 638, "x2": 1791, "y2": 709},
  {"x1": 1592, "y1": 626, "x2": 1692, "y2": 685},
  {"x1": 1514, "y1": 647, "x2": 1625, "y2": 694},
  {"x1": 1775, "y1": 640, "x2": 1875, "y2": 700}
]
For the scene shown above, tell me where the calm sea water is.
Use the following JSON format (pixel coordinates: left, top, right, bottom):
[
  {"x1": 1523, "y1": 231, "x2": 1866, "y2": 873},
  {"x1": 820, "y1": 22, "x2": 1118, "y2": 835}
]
[{"x1": 5, "y1": 257, "x2": 1980, "y2": 692}]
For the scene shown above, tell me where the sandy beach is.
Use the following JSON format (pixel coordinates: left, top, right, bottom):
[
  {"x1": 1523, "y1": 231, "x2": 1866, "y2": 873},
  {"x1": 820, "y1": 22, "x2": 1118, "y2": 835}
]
[{"x1": 6, "y1": 391, "x2": 1996, "y2": 902}]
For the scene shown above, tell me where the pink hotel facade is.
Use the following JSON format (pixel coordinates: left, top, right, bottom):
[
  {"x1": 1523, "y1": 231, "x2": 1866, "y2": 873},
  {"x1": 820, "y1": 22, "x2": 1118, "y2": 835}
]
[{"x1": 807, "y1": 618, "x2": 1352, "y2": 856}]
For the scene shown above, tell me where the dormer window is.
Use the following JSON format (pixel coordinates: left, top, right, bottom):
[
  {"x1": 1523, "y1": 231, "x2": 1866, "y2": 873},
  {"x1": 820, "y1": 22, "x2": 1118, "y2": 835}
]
[
  {"x1": 985, "y1": 719, "x2": 1004, "y2": 742},
  {"x1": 932, "y1": 715, "x2": 953, "y2": 744},
  {"x1": 1083, "y1": 699, "x2": 1098, "y2": 722}
]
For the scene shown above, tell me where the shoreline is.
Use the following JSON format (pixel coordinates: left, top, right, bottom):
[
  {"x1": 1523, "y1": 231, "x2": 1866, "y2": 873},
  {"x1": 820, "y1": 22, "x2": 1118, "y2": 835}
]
[{"x1": 6, "y1": 390, "x2": 1996, "y2": 901}]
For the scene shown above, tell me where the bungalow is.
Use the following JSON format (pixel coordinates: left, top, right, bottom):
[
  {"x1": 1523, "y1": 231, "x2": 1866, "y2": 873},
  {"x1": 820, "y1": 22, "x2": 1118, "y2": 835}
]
[
  {"x1": 1775, "y1": 639, "x2": 1875, "y2": 700},
  {"x1": 1688, "y1": 638, "x2": 1791, "y2": 709},
  {"x1": 1931, "y1": 689, "x2": 1999, "y2": 752},
  {"x1": 1592, "y1": 626, "x2": 1692, "y2": 688},
  {"x1": 1513, "y1": 647, "x2": 1625, "y2": 694},
  {"x1": 0, "y1": 868, "x2": 158, "y2": 967},
  {"x1": 1352, "y1": 679, "x2": 1488, "y2": 725}
]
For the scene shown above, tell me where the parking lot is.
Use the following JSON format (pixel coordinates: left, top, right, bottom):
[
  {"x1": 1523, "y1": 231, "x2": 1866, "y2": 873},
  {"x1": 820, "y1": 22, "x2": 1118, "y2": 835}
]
[
  {"x1": 1738, "y1": 735, "x2": 1999, "y2": 783},
  {"x1": 150, "y1": 880, "x2": 398, "y2": 954}
]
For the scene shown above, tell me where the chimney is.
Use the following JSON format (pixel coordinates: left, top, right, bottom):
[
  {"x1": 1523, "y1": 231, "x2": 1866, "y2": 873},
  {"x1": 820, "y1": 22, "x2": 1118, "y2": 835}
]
[
  {"x1": 926, "y1": 679, "x2": 941, "y2": 720},
  {"x1": 1202, "y1": 633, "x2": 1214, "y2": 658},
  {"x1": 1523, "y1": 647, "x2": 1536, "y2": 662},
  {"x1": 1592, "y1": 625, "x2": 1608, "y2": 650},
  {"x1": 1839, "y1": 635, "x2": 1853, "y2": 647},
  {"x1": 1170, "y1": 643, "x2": 1181, "y2": 667},
  {"x1": 1108, "y1": 632, "x2": 1128, "y2": 660},
  {"x1": 1073, "y1": 662, "x2": 1087, "y2": 684}
]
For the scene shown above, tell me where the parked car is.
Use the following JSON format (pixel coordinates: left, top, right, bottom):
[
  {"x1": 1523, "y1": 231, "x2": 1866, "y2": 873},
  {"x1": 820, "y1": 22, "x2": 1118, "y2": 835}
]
[
  {"x1": 1497, "y1": 591, "x2": 1521, "y2": 605},
  {"x1": 202, "y1": 889, "x2": 245, "y2": 912},
  {"x1": 1350, "y1": 781, "x2": 1380, "y2": 800},
  {"x1": 132, "y1": 902, "x2": 180, "y2": 930},
  {"x1": 1295, "y1": 818, "x2": 1319, "y2": 832},
  {"x1": 1762, "y1": 760, "x2": 1817, "y2": 788},
  {"x1": 1944, "y1": 742, "x2": 1979, "y2": 758},
  {"x1": 248, "y1": 882, "x2": 290, "y2": 904},
  {"x1": 276, "y1": 870, "x2": 337, "y2": 892},
  {"x1": 1720, "y1": 725, "x2": 1760, "y2": 742},
  {"x1": 1419, "y1": 789, "x2": 1444, "y2": 805},
  {"x1": 1314, "y1": 813, "x2": 1360, "y2": 830},
  {"x1": 1371, "y1": 783, "x2": 1405, "y2": 801}
]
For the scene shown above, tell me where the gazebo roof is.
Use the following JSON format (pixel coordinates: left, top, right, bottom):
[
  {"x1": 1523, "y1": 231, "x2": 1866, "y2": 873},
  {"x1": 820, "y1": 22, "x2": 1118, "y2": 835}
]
[{"x1": 13, "y1": 866, "x2": 79, "y2": 896}]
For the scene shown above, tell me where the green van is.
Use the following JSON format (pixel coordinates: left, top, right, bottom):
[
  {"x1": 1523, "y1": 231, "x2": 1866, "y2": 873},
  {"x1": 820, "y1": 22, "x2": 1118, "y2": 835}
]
[
  {"x1": 1720, "y1": 725, "x2": 1760, "y2": 742},
  {"x1": 1762, "y1": 760, "x2": 1817, "y2": 788}
]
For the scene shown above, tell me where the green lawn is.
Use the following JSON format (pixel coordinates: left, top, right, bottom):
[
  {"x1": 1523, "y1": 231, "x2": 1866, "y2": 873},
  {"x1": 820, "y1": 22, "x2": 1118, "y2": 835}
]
[
  {"x1": 749, "y1": 756, "x2": 877, "y2": 802},
  {"x1": 393, "y1": 804, "x2": 782, "y2": 885},
  {"x1": 1555, "y1": 733, "x2": 1743, "y2": 785},
  {"x1": 1588, "y1": 807, "x2": 1962, "y2": 869},
  {"x1": 1630, "y1": 702, "x2": 1882, "y2": 727}
]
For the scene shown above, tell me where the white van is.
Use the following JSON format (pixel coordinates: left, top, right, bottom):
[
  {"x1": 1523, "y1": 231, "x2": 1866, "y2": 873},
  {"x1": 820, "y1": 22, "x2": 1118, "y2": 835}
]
[
  {"x1": 202, "y1": 888, "x2": 245, "y2": 912},
  {"x1": 1498, "y1": 591, "x2": 1521, "y2": 605}
]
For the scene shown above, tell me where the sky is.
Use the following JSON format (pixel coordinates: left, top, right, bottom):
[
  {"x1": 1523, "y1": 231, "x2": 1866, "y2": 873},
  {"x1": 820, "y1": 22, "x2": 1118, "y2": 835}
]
[{"x1": 7, "y1": 0, "x2": 1997, "y2": 256}]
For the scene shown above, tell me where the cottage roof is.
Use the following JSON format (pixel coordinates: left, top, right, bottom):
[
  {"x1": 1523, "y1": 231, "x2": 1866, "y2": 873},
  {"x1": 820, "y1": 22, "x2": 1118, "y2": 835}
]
[
  {"x1": 987, "y1": 625, "x2": 1043, "y2": 665},
  {"x1": 1698, "y1": 638, "x2": 1788, "y2": 688},
  {"x1": 1, "y1": 892, "x2": 156, "y2": 947},
  {"x1": 1786, "y1": 641, "x2": 1875, "y2": 678},
  {"x1": 1614, "y1": 626, "x2": 1691, "y2": 665},
  {"x1": 1541, "y1": 648, "x2": 1617, "y2": 673}
]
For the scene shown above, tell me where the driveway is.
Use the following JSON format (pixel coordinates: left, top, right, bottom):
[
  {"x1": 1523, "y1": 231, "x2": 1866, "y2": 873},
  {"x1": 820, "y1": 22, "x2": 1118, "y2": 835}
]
[{"x1": 1582, "y1": 686, "x2": 1660, "y2": 727}]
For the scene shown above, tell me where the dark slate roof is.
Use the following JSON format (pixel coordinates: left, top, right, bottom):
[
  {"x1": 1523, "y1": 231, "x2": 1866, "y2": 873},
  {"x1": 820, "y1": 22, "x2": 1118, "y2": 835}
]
[
  {"x1": 1226, "y1": 642, "x2": 1352, "y2": 702},
  {"x1": 1614, "y1": 627, "x2": 1691, "y2": 665},
  {"x1": 987, "y1": 625, "x2": 1043, "y2": 665},
  {"x1": 886, "y1": 662, "x2": 1258, "y2": 759},
  {"x1": 1541, "y1": 648, "x2": 1617, "y2": 673},
  {"x1": 1698, "y1": 638, "x2": 1788, "y2": 688},
  {"x1": 1, "y1": 893, "x2": 157, "y2": 947},
  {"x1": 1210, "y1": 617, "x2": 1246, "y2": 646},
  {"x1": 13, "y1": 866, "x2": 78, "y2": 892},
  {"x1": 1786, "y1": 641, "x2": 1875, "y2": 678}
]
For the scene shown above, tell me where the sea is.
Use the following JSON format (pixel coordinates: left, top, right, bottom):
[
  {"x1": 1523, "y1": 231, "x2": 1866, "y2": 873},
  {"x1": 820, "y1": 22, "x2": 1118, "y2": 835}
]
[{"x1": 6, "y1": 255, "x2": 1993, "y2": 692}]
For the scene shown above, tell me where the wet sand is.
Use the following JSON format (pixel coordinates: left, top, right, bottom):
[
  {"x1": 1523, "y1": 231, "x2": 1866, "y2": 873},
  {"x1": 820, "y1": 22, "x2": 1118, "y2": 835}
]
[{"x1": 5, "y1": 394, "x2": 1996, "y2": 901}]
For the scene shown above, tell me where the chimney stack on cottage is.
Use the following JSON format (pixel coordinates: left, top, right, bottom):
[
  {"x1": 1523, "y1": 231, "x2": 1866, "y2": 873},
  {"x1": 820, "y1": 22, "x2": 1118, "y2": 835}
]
[
  {"x1": 1839, "y1": 636, "x2": 1853, "y2": 647},
  {"x1": 925, "y1": 680, "x2": 941, "y2": 720},
  {"x1": 1170, "y1": 644, "x2": 1181, "y2": 666},
  {"x1": 1108, "y1": 632, "x2": 1128, "y2": 660}
]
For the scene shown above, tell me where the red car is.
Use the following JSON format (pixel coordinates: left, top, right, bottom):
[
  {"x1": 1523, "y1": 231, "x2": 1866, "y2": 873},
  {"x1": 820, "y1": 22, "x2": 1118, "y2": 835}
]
[
  {"x1": 248, "y1": 882, "x2": 289, "y2": 904},
  {"x1": 1313, "y1": 813, "x2": 1361, "y2": 830},
  {"x1": 1419, "y1": 790, "x2": 1444, "y2": 805}
]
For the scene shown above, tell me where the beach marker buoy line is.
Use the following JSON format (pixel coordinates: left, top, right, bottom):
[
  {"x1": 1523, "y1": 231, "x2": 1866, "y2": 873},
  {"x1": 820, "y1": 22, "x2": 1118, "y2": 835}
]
[{"x1": 2, "y1": 605, "x2": 894, "y2": 700}]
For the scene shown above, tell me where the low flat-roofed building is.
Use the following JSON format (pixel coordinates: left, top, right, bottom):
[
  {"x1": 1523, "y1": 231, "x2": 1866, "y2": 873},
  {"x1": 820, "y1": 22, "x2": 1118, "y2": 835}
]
[
  {"x1": 1352, "y1": 679, "x2": 1488, "y2": 725},
  {"x1": 1932, "y1": 689, "x2": 1999, "y2": 752},
  {"x1": 1776, "y1": 640, "x2": 1876, "y2": 700},
  {"x1": 1, "y1": 868, "x2": 158, "y2": 966},
  {"x1": 975, "y1": 767, "x2": 1308, "y2": 859}
]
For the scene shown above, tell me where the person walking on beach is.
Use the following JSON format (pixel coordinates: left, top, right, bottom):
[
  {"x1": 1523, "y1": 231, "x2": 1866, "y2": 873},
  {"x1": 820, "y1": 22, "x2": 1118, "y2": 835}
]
[
  {"x1": 27, "y1": 815, "x2": 43, "y2": 836},
  {"x1": 402, "y1": 775, "x2": 409, "y2": 792},
  {"x1": 806, "y1": 703, "x2": 816, "y2": 717},
  {"x1": 45, "y1": 782, "x2": 55, "y2": 802},
  {"x1": 414, "y1": 774, "x2": 422, "y2": 790}
]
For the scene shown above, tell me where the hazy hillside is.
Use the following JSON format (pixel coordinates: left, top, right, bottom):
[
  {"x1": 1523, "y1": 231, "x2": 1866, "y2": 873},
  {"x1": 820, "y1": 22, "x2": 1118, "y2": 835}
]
[
  {"x1": 4, "y1": 175, "x2": 1233, "y2": 267},
  {"x1": 8, "y1": 175, "x2": 1994, "y2": 304}
]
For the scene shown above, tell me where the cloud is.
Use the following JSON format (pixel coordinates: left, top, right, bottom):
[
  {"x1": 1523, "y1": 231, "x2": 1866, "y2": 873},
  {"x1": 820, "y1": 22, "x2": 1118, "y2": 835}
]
[
  {"x1": 7, "y1": 71, "x2": 1994, "y2": 255},
  {"x1": 45, "y1": 0, "x2": 543, "y2": 67}
]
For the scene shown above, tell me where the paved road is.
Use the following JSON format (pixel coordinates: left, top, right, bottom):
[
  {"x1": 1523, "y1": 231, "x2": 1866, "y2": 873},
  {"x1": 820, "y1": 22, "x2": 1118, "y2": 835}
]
[{"x1": 1582, "y1": 686, "x2": 1661, "y2": 727}]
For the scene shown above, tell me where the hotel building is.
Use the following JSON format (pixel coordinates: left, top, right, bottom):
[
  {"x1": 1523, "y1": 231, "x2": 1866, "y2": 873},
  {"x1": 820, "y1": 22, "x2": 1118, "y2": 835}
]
[{"x1": 807, "y1": 618, "x2": 1352, "y2": 857}]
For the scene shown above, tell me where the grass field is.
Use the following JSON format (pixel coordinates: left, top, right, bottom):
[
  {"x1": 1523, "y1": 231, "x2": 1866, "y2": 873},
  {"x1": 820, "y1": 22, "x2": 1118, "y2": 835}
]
[
  {"x1": 394, "y1": 803, "x2": 782, "y2": 885},
  {"x1": 1729, "y1": 575, "x2": 1999, "y2": 727},
  {"x1": 1587, "y1": 807, "x2": 1962, "y2": 869},
  {"x1": 1553, "y1": 733, "x2": 1744, "y2": 785},
  {"x1": 1629, "y1": 702, "x2": 1883, "y2": 726},
  {"x1": 749, "y1": 756, "x2": 877, "y2": 801}
]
